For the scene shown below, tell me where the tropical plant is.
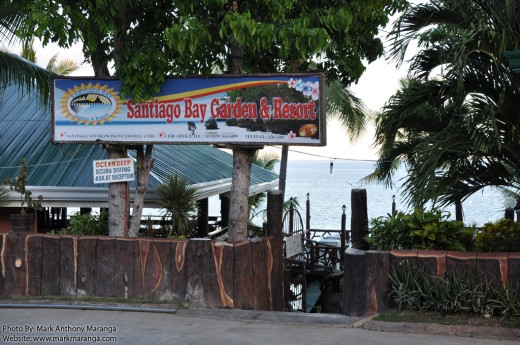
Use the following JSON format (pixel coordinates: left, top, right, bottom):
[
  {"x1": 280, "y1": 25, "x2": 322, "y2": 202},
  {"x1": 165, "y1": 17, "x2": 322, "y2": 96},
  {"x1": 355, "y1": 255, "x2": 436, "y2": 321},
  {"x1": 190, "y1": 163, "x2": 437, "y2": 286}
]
[
  {"x1": 366, "y1": 211, "x2": 415, "y2": 250},
  {"x1": 366, "y1": 208, "x2": 475, "y2": 251},
  {"x1": 20, "y1": 38, "x2": 79, "y2": 75},
  {"x1": 156, "y1": 174, "x2": 199, "y2": 238},
  {"x1": 3, "y1": 158, "x2": 43, "y2": 215},
  {"x1": 248, "y1": 152, "x2": 279, "y2": 222},
  {"x1": 369, "y1": 0, "x2": 520, "y2": 212},
  {"x1": 389, "y1": 263, "x2": 520, "y2": 318},
  {"x1": 56, "y1": 210, "x2": 109, "y2": 236},
  {"x1": 475, "y1": 218, "x2": 520, "y2": 252},
  {"x1": 0, "y1": 1, "x2": 52, "y2": 104}
]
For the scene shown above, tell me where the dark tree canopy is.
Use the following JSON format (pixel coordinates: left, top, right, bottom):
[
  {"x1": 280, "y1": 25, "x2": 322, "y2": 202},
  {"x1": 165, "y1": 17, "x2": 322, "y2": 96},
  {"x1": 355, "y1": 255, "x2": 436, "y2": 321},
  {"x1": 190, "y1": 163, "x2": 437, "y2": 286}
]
[{"x1": 14, "y1": 0, "x2": 407, "y2": 98}]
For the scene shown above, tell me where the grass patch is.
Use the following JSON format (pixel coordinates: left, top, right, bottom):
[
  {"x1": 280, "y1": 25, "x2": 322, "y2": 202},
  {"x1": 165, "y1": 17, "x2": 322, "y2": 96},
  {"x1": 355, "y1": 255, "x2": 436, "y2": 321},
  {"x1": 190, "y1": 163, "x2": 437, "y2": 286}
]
[{"x1": 373, "y1": 309, "x2": 520, "y2": 328}]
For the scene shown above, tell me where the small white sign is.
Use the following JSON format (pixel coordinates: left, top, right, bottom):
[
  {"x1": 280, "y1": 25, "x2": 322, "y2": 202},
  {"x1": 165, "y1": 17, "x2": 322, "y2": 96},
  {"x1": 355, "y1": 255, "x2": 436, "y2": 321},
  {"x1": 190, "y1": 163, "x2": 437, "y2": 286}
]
[
  {"x1": 285, "y1": 233, "x2": 303, "y2": 258},
  {"x1": 93, "y1": 158, "x2": 135, "y2": 184}
]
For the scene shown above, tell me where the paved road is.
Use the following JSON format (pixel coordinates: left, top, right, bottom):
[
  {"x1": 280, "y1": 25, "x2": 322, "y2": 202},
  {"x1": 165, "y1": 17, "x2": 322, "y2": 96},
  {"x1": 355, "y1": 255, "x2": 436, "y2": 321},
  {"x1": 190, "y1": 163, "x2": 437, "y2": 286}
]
[{"x1": 0, "y1": 307, "x2": 518, "y2": 345}]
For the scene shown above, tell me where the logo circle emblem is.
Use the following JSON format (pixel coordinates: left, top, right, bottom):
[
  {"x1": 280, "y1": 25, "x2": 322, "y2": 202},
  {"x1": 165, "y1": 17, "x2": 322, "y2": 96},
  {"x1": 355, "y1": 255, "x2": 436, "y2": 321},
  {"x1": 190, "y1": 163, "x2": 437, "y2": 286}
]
[{"x1": 60, "y1": 82, "x2": 121, "y2": 125}]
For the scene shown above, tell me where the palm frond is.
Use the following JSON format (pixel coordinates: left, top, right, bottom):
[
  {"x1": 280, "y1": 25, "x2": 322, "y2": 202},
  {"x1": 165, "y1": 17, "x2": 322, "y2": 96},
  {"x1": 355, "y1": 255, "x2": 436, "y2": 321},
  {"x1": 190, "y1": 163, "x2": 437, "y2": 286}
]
[
  {"x1": 325, "y1": 81, "x2": 367, "y2": 141},
  {"x1": 0, "y1": 51, "x2": 52, "y2": 104}
]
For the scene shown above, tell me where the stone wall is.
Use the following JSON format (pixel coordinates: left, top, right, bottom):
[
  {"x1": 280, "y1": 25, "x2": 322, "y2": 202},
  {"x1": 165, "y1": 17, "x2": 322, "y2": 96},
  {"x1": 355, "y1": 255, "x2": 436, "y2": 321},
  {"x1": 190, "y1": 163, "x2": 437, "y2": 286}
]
[
  {"x1": 343, "y1": 249, "x2": 520, "y2": 317},
  {"x1": 0, "y1": 233, "x2": 280, "y2": 310}
]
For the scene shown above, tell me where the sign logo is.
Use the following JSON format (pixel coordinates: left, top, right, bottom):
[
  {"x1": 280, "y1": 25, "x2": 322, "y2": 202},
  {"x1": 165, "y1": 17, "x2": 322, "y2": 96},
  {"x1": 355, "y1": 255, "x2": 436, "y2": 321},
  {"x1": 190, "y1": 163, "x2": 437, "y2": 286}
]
[{"x1": 60, "y1": 82, "x2": 122, "y2": 125}]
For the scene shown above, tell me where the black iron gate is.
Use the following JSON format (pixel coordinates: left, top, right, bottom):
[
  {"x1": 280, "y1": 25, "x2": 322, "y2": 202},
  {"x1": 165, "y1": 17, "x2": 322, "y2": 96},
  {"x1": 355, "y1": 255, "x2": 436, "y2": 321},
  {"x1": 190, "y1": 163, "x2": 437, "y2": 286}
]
[{"x1": 282, "y1": 202, "x2": 306, "y2": 312}]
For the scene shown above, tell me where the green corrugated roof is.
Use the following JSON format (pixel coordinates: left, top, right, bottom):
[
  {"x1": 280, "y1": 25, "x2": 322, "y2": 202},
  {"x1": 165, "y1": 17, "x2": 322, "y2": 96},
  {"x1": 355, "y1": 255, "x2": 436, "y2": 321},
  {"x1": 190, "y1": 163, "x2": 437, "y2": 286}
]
[{"x1": 0, "y1": 82, "x2": 278, "y2": 190}]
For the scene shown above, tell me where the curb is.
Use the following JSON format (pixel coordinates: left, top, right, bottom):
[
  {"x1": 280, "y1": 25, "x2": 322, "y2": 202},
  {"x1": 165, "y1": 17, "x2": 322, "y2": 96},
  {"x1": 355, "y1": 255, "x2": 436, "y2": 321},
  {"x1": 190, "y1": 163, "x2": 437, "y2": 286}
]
[
  {"x1": 0, "y1": 302, "x2": 178, "y2": 314},
  {"x1": 363, "y1": 320, "x2": 520, "y2": 341},
  {"x1": 177, "y1": 308, "x2": 361, "y2": 327}
]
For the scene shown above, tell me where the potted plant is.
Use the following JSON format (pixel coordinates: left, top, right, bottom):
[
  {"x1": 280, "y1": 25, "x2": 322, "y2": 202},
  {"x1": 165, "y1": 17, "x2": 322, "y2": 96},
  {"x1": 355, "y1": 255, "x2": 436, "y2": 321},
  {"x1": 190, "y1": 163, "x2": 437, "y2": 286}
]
[{"x1": 4, "y1": 158, "x2": 43, "y2": 232}]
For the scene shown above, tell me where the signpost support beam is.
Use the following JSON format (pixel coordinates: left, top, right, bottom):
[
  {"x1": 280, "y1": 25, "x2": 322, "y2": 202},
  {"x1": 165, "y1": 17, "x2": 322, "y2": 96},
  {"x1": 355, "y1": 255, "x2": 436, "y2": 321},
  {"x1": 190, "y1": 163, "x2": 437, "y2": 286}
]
[
  {"x1": 228, "y1": 146, "x2": 261, "y2": 241},
  {"x1": 106, "y1": 145, "x2": 128, "y2": 237}
]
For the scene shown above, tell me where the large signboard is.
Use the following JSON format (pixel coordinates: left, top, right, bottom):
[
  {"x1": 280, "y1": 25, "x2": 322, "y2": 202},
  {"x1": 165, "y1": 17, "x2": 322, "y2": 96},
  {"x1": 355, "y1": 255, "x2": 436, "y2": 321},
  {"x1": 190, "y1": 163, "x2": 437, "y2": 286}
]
[{"x1": 52, "y1": 74, "x2": 325, "y2": 146}]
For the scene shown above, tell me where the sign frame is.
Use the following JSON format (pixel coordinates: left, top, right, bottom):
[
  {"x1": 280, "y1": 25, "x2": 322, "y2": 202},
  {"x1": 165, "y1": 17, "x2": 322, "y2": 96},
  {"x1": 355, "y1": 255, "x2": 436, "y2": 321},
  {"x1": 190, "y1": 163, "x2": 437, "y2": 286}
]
[
  {"x1": 93, "y1": 158, "x2": 135, "y2": 184},
  {"x1": 51, "y1": 73, "x2": 326, "y2": 146}
]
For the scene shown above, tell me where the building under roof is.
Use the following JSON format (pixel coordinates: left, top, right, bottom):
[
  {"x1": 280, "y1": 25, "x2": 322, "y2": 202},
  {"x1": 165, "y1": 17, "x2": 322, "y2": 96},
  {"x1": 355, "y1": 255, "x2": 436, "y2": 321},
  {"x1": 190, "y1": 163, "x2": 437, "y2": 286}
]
[{"x1": 0, "y1": 82, "x2": 279, "y2": 232}]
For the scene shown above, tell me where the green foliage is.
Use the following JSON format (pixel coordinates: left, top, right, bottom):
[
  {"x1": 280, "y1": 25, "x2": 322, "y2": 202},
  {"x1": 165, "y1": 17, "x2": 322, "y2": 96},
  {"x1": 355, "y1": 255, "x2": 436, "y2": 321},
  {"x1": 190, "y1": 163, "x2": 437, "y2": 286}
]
[
  {"x1": 366, "y1": 208, "x2": 475, "y2": 251},
  {"x1": 55, "y1": 210, "x2": 109, "y2": 236},
  {"x1": 141, "y1": 215, "x2": 171, "y2": 239},
  {"x1": 389, "y1": 264, "x2": 520, "y2": 318},
  {"x1": 248, "y1": 152, "x2": 279, "y2": 224},
  {"x1": 3, "y1": 158, "x2": 43, "y2": 215},
  {"x1": 475, "y1": 219, "x2": 520, "y2": 252},
  {"x1": 156, "y1": 174, "x2": 199, "y2": 238},
  {"x1": 372, "y1": 0, "x2": 520, "y2": 208},
  {"x1": 164, "y1": 0, "x2": 407, "y2": 87},
  {"x1": 366, "y1": 211, "x2": 415, "y2": 250}
]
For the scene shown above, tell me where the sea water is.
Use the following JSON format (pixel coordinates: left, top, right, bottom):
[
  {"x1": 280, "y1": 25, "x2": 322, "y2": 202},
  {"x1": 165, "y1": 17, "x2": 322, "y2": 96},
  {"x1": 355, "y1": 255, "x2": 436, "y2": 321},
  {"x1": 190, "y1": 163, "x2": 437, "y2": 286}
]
[{"x1": 209, "y1": 159, "x2": 506, "y2": 229}]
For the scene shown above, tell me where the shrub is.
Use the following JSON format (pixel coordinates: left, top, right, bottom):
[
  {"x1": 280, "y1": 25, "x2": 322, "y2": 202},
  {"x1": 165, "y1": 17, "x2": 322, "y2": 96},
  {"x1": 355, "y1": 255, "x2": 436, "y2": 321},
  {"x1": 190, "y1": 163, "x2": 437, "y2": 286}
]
[
  {"x1": 367, "y1": 208, "x2": 475, "y2": 251},
  {"x1": 56, "y1": 210, "x2": 109, "y2": 236},
  {"x1": 156, "y1": 174, "x2": 199, "y2": 238},
  {"x1": 476, "y1": 218, "x2": 520, "y2": 252},
  {"x1": 365, "y1": 211, "x2": 414, "y2": 250},
  {"x1": 389, "y1": 264, "x2": 520, "y2": 318}
]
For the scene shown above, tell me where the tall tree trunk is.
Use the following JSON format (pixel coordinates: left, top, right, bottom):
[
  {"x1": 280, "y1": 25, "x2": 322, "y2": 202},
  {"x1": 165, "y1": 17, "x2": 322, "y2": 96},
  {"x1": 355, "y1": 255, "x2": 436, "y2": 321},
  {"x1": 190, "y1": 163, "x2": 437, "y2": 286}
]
[
  {"x1": 107, "y1": 145, "x2": 128, "y2": 236},
  {"x1": 89, "y1": 33, "x2": 129, "y2": 237},
  {"x1": 226, "y1": 0, "x2": 254, "y2": 241},
  {"x1": 128, "y1": 144, "x2": 153, "y2": 237},
  {"x1": 228, "y1": 147, "x2": 256, "y2": 241}
]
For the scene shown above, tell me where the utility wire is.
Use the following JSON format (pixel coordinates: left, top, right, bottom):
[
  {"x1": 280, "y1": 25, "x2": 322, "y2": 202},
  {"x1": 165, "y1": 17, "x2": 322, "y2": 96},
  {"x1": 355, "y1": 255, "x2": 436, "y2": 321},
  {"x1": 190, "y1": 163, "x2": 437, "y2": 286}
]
[{"x1": 267, "y1": 145, "x2": 379, "y2": 162}]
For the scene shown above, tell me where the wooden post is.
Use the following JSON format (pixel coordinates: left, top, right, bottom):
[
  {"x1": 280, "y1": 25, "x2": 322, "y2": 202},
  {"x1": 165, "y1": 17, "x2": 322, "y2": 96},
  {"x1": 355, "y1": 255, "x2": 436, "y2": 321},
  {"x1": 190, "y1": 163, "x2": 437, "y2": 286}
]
[
  {"x1": 278, "y1": 145, "x2": 288, "y2": 201},
  {"x1": 305, "y1": 193, "x2": 310, "y2": 240},
  {"x1": 351, "y1": 189, "x2": 369, "y2": 250},
  {"x1": 341, "y1": 205, "x2": 346, "y2": 263},
  {"x1": 266, "y1": 190, "x2": 283, "y2": 311},
  {"x1": 197, "y1": 198, "x2": 209, "y2": 238},
  {"x1": 220, "y1": 194, "x2": 230, "y2": 230},
  {"x1": 288, "y1": 198, "x2": 294, "y2": 235}
]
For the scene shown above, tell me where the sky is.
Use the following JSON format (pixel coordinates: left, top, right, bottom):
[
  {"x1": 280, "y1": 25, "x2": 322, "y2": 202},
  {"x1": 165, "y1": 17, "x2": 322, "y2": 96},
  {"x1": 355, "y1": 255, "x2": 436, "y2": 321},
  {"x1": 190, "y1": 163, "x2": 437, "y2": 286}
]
[{"x1": 7, "y1": 9, "x2": 414, "y2": 162}]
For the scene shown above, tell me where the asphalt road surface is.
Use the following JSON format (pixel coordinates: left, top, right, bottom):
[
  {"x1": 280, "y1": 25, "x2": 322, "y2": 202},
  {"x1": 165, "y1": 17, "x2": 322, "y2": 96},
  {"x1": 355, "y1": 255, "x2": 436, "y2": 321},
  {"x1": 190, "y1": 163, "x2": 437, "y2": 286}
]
[{"x1": 0, "y1": 307, "x2": 518, "y2": 345}]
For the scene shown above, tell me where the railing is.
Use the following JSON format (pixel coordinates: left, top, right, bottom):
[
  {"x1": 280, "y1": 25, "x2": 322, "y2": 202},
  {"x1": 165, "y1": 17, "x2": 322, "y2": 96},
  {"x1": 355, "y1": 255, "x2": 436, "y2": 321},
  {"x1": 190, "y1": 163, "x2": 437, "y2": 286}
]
[
  {"x1": 138, "y1": 215, "x2": 223, "y2": 238},
  {"x1": 282, "y1": 200, "x2": 351, "y2": 274},
  {"x1": 305, "y1": 229, "x2": 351, "y2": 272}
]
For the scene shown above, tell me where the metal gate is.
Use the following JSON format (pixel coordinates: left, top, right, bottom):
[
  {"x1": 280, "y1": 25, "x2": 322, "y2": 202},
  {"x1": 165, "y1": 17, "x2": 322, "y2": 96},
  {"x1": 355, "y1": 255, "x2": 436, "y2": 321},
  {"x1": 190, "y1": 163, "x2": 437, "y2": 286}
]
[{"x1": 282, "y1": 202, "x2": 306, "y2": 312}]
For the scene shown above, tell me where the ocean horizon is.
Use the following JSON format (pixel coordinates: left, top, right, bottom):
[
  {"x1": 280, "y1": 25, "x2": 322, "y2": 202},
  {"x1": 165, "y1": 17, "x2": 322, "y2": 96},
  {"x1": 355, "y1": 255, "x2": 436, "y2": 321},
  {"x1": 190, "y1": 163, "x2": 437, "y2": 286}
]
[{"x1": 210, "y1": 159, "x2": 507, "y2": 229}]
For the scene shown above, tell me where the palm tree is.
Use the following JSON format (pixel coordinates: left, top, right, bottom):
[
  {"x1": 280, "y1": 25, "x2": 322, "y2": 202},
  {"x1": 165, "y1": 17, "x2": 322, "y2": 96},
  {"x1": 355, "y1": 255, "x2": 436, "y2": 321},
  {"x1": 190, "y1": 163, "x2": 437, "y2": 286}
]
[
  {"x1": 0, "y1": 2, "x2": 52, "y2": 104},
  {"x1": 326, "y1": 81, "x2": 368, "y2": 141},
  {"x1": 249, "y1": 152, "x2": 279, "y2": 223},
  {"x1": 20, "y1": 38, "x2": 79, "y2": 75},
  {"x1": 371, "y1": 0, "x2": 520, "y2": 212}
]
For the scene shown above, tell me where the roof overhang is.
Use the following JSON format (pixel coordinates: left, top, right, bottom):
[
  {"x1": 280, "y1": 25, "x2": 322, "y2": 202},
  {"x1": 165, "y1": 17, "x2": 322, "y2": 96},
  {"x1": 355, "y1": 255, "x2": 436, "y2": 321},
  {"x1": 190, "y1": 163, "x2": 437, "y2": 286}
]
[{"x1": 2, "y1": 178, "x2": 280, "y2": 208}]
